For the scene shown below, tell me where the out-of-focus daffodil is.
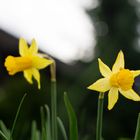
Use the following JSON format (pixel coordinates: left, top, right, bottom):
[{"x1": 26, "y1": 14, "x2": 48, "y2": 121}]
[
  {"x1": 5, "y1": 38, "x2": 53, "y2": 89},
  {"x1": 88, "y1": 51, "x2": 140, "y2": 110}
]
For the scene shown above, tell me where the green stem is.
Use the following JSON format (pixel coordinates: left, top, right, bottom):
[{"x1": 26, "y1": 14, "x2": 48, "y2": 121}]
[
  {"x1": 50, "y1": 61, "x2": 57, "y2": 140},
  {"x1": 96, "y1": 92, "x2": 104, "y2": 140},
  {"x1": 10, "y1": 93, "x2": 27, "y2": 140},
  {"x1": 134, "y1": 113, "x2": 140, "y2": 140},
  {"x1": 51, "y1": 80, "x2": 57, "y2": 140}
]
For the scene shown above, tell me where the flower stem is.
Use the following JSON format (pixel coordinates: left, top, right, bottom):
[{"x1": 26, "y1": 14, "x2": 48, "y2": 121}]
[
  {"x1": 96, "y1": 92, "x2": 104, "y2": 140},
  {"x1": 50, "y1": 60, "x2": 56, "y2": 82},
  {"x1": 50, "y1": 62, "x2": 57, "y2": 140},
  {"x1": 134, "y1": 113, "x2": 140, "y2": 140}
]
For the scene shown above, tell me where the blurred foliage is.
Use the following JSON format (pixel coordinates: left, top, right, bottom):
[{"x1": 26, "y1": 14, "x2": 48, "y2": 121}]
[{"x1": 1, "y1": 0, "x2": 140, "y2": 140}]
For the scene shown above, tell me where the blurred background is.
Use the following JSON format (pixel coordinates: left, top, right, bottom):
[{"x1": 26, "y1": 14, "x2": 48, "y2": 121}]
[{"x1": 0, "y1": 0, "x2": 140, "y2": 139}]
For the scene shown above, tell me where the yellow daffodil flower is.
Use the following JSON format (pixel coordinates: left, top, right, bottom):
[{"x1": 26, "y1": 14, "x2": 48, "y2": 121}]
[
  {"x1": 88, "y1": 51, "x2": 140, "y2": 110},
  {"x1": 5, "y1": 38, "x2": 53, "y2": 89}
]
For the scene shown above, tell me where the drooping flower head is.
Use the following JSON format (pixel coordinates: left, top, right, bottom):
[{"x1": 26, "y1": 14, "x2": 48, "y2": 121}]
[
  {"x1": 5, "y1": 38, "x2": 53, "y2": 89},
  {"x1": 88, "y1": 51, "x2": 140, "y2": 110}
]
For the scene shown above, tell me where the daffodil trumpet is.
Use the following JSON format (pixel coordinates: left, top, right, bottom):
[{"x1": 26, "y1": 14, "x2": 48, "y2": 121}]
[
  {"x1": 5, "y1": 38, "x2": 53, "y2": 89},
  {"x1": 88, "y1": 51, "x2": 140, "y2": 110}
]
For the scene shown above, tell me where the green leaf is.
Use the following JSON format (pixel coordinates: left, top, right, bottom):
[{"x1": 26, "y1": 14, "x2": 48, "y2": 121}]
[
  {"x1": 31, "y1": 121, "x2": 36, "y2": 140},
  {"x1": 36, "y1": 130, "x2": 41, "y2": 140},
  {"x1": 57, "y1": 117, "x2": 68, "y2": 140},
  {"x1": 134, "y1": 113, "x2": 140, "y2": 140},
  {"x1": 0, "y1": 130, "x2": 8, "y2": 140},
  {"x1": 118, "y1": 138, "x2": 132, "y2": 140},
  {"x1": 44, "y1": 105, "x2": 51, "y2": 140},
  {"x1": 31, "y1": 121, "x2": 40, "y2": 140},
  {"x1": 40, "y1": 107, "x2": 47, "y2": 140},
  {"x1": 64, "y1": 92, "x2": 78, "y2": 140},
  {"x1": 10, "y1": 93, "x2": 27, "y2": 140},
  {"x1": 0, "y1": 121, "x2": 10, "y2": 139}
]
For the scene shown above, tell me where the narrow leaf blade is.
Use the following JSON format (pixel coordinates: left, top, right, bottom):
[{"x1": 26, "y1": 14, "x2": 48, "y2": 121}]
[
  {"x1": 0, "y1": 121, "x2": 10, "y2": 139},
  {"x1": 0, "y1": 130, "x2": 8, "y2": 140},
  {"x1": 44, "y1": 105, "x2": 51, "y2": 140},
  {"x1": 57, "y1": 117, "x2": 68, "y2": 140},
  {"x1": 31, "y1": 121, "x2": 40, "y2": 140},
  {"x1": 64, "y1": 92, "x2": 78, "y2": 140},
  {"x1": 40, "y1": 107, "x2": 47, "y2": 140}
]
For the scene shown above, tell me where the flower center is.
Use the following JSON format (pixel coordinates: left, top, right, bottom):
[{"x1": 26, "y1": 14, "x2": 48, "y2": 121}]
[
  {"x1": 5, "y1": 56, "x2": 33, "y2": 75},
  {"x1": 110, "y1": 69, "x2": 134, "y2": 90}
]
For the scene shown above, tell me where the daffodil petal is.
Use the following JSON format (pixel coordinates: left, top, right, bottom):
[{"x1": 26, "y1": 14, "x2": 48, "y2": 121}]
[
  {"x1": 108, "y1": 88, "x2": 119, "y2": 110},
  {"x1": 23, "y1": 69, "x2": 33, "y2": 84},
  {"x1": 112, "y1": 51, "x2": 124, "y2": 73},
  {"x1": 98, "y1": 58, "x2": 112, "y2": 77},
  {"x1": 32, "y1": 68, "x2": 40, "y2": 89},
  {"x1": 131, "y1": 70, "x2": 140, "y2": 78},
  {"x1": 119, "y1": 89, "x2": 140, "y2": 101},
  {"x1": 29, "y1": 39, "x2": 38, "y2": 55},
  {"x1": 32, "y1": 56, "x2": 53, "y2": 69},
  {"x1": 88, "y1": 78, "x2": 110, "y2": 92},
  {"x1": 19, "y1": 38, "x2": 29, "y2": 56}
]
